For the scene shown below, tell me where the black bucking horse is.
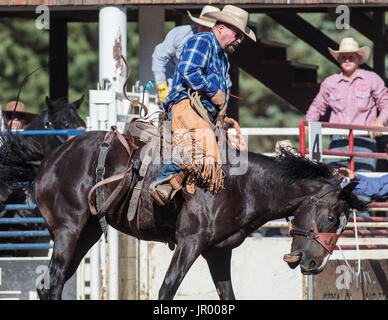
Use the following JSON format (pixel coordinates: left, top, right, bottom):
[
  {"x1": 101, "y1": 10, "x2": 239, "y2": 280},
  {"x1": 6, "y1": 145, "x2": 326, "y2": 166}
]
[
  {"x1": 27, "y1": 120, "x2": 366, "y2": 300},
  {"x1": 0, "y1": 96, "x2": 85, "y2": 255}
]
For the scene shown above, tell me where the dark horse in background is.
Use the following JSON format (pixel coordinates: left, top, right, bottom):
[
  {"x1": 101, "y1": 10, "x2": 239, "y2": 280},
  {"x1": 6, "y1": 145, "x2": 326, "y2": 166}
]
[
  {"x1": 18, "y1": 123, "x2": 365, "y2": 300},
  {"x1": 0, "y1": 96, "x2": 85, "y2": 255}
]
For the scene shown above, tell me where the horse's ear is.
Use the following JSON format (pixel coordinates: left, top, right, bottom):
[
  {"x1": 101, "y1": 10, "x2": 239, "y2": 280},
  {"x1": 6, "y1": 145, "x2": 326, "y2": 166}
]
[
  {"x1": 71, "y1": 95, "x2": 85, "y2": 109},
  {"x1": 341, "y1": 181, "x2": 358, "y2": 193},
  {"x1": 339, "y1": 182, "x2": 367, "y2": 211},
  {"x1": 46, "y1": 96, "x2": 55, "y2": 111}
]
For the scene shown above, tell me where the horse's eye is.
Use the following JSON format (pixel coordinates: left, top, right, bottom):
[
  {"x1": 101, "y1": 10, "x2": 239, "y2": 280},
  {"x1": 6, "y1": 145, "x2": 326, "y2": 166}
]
[
  {"x1": 64, "y1": 123, "x2": 70, "y2": 128},
  {"x1": 44, "y1": 121, "x2": 52, "y2": 129},
  {"x1": 328, "y1": 216, "x2": 335, "y2": 223}
]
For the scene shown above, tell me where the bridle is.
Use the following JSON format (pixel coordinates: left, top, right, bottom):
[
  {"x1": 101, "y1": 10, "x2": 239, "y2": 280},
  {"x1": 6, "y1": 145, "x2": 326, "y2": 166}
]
[
  {"x1": 287, "y1": 184, "x2": 347, "y2": 254},
  {"x1": 42, "y1": 111, "x2": 82, "y2": 143}
]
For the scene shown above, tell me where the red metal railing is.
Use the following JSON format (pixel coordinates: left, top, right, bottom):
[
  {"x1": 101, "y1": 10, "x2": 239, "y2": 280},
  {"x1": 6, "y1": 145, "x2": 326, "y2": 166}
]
[
  {"x1": 299, "y1": 120, "x2": 388, "y2": 171},
  {"x1": 299, "y1": 120, "x2": 388, "y2": 250}
]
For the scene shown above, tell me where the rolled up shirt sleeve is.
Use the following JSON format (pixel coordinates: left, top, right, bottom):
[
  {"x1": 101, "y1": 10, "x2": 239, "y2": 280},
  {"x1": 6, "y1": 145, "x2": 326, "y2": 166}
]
[
  {"x1": 152, "y1": 26, "x2": 194, "y2": 86},
  {"x1": 306, "y1": 81, "x2": 330, "y2": 121},
  {"x1": 152, "y1": 42, "x2": 174, "y2": 86},
  {"x1": 371, "y1": 74, "x2": 388, "y2": 124},
  {"x1": 345, "y1": 174, "x2": 388, "y2": 199}
]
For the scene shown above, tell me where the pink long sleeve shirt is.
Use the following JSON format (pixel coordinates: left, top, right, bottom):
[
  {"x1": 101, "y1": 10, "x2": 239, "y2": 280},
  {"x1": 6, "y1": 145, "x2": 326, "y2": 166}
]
[{"x1": 306, "y1": 69, "x2": 388, "y2": 126}]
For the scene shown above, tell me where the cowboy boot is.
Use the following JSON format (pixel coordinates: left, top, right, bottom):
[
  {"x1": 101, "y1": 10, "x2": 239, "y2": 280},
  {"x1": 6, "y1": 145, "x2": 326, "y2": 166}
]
[{"x1": 150, "y1": 171, "x2": 186, "y2": 206}]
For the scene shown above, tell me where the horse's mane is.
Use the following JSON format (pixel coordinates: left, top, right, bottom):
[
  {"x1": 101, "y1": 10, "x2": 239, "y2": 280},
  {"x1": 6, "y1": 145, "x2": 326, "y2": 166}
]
[
  {"x1": 0, "y1": 132, "x2": 45, "y2": 183},
  {"x1": 0, "y1": 96, "x2": 74, "y2": 184},
  {"x1": 273, "y1": 147, "x2": 338, "y2": 184},
  {"x1": 51, "y1": 97, "x2": 68, "y2": 108}
]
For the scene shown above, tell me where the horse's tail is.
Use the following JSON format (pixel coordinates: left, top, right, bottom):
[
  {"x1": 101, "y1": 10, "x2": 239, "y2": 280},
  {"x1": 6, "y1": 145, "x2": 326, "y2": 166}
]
[{"x1": 0, "y1": 131, "x2": 45, "y2": 184}]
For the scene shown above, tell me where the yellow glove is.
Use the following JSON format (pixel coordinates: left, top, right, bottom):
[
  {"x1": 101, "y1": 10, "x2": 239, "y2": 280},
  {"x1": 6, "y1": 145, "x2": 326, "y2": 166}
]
[{"x1": 157, "y1": 83, "x2": 170, "y2": 103}]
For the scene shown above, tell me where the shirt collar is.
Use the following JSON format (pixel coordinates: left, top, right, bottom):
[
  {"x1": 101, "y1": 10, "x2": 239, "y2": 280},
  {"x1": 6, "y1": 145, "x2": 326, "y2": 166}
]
[
  {"x1": 338, "y1": 68, "x2": 365, "y2": 83},
  {"x1": 210, "y1": 31, "x2": 224, "y2": 57}
]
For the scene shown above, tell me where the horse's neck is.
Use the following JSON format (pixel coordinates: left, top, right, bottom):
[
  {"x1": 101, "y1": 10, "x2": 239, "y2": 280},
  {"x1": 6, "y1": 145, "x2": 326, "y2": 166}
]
[
  {"x1": 242, "y1": 155, "x2": 322, "y2": 220},
  {"x1": 25, "y1": 114, "x2": 44, "y2": 130}
]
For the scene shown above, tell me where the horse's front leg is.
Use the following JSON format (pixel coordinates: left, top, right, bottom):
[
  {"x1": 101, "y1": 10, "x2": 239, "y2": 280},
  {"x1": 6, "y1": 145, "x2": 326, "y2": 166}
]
[
  {"x1": 202, "y1": 247, "x2": 235, "y2": 300},
  {"x1": 158, "y1": 237, "x2": 206, "y2": 300}
]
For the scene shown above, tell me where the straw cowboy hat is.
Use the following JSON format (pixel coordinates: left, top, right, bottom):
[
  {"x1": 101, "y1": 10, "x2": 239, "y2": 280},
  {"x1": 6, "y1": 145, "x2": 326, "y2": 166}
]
[
  {"x1": 203, "y1": 5, "x2": 256, "y2": 42},
  {"x1": 187, "y1": 5, "x2": 221, "y2": 29},
  {"x1": 328, "y1": 37, "x2": 370, "y2": 64},
  {"x1": 3, "y1": 101, "x2": 37, "y2": 123}
]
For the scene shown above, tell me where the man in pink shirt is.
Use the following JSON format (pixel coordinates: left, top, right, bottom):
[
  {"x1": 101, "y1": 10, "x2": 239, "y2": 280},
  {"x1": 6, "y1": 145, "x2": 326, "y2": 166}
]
[{"x1": 306, "y1": 37, "x2": 388, "y2": 171}]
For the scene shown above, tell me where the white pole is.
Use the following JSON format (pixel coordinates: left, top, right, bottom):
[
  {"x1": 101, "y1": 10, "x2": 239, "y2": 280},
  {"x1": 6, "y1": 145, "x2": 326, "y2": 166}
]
[
  {"x1": 108, "y1": 92, "x2": 118, "y2": 128},
  {"x1": 90, "y1": 241, "x2": 100, "y2": 300},
  {"x1": 108, "y1": 227, "x2": 119, "y2": 300},
  {"x1": 99, "y1": 237, "x2": 107, "y2": 300},
  {"x1": 98, "y1": 5, "x2": 126, "y2": 300},
  {"x1": 99, "y1": 6, "x2": 127, "y2": 91}
]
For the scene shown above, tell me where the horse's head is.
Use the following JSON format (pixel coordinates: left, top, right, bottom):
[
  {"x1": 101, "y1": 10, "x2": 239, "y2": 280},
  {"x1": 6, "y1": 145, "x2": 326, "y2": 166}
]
[
  {"x1": 26, "y1": 96, "x2": 86, "y2": 152},
  {"x1": 284, "y1": 180, "x2": 366, "y2": 275},
  {"x1": 28, "y1": 95, "x2": 85, "y2": 130},
  {"x1": 44, "y1": 95, "x2": 85, "y2": 130}
]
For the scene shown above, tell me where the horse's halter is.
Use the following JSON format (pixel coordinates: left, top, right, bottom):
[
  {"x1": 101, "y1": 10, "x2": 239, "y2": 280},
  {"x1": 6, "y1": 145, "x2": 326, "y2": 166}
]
[
  {"x1": 288, "y1": 184, "x2": 347, "y2": 254},
  {"x1": 43, "y1": 111, "x2": 77, "y2": 143}
]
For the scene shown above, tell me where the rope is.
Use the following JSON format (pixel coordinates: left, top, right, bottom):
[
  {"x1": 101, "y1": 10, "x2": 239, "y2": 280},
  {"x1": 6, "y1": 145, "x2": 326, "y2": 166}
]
[
  {"x1": 224, "y1": 117, "x2": 248, "y2": 151},
  {"x1": 337, "y1": 209, "x2": 362, "y2": 279},
  {"x1": 121, "y1": 55, "x2": 149, "y2": 119}
]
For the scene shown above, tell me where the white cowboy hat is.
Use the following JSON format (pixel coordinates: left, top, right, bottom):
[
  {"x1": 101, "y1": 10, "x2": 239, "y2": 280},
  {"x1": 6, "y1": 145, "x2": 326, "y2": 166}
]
[
  {"x1": 202, "y1": 5, "x2": 256, "y2": 42},
  {"x1": 328, "y1": 37, "x2": 370, "y2": 64},
  {"x1": 187, "y1": 5, "x2": 221, "y2": 29}
]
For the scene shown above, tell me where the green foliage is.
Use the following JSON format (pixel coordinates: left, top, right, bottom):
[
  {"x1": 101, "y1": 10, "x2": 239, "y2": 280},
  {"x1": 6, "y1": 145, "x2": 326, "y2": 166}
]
[
  {"x1": 0, "y1": 18, "x2": 49, "y2": 114},
  {"x1": 0, "y1": 20, "x2": 141, "y2": 120}
]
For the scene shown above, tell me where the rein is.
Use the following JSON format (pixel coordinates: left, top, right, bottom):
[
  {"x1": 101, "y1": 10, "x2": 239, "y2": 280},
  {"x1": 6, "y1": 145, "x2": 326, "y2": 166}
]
[{"x1": 287, "y1": 184, "x2": 345, "y2": 254}]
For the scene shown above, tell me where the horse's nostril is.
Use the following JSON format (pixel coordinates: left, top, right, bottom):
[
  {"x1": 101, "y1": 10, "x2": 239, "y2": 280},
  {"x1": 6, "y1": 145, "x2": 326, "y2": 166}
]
[{"x1": 309, "y1": 259, "x2": 317, "y2": 269}]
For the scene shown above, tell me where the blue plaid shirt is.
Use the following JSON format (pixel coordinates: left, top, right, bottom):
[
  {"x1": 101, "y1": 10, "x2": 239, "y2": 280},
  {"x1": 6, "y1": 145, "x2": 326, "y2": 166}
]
[{"x1": 162, "y1": 31, "x2": 231, "y2": 122}]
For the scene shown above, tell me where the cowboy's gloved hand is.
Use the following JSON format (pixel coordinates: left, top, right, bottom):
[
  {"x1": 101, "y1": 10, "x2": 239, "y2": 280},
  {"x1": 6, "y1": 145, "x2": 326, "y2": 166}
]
[
  {"x1": 222, "y1": 117, "x2": 234, "y2": 131},
  {"x1": 211, "y1": 90, "x2": 226, "y2": 108},
  {"x1": 335, "y1": 167, "x2": 357, "y2": 180},
  {"x1": 157, "y1": 83, "x2": 169, "y2": 103}
]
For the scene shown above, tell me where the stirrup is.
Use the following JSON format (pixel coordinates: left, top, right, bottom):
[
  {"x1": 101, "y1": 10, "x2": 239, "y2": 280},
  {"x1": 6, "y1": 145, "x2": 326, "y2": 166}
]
[
  {"x1": 151, "y1": 184, "x2": 173, "y2": 206},
  {"x1": 169, "y1": 171, "x2": 185, "y2": 190},
  {"x1": 150, "y1": 172, "x2": 186, "y2": 206},
  {"x1": 150, "y1": 189, "x2": 166, "y2": 206}
]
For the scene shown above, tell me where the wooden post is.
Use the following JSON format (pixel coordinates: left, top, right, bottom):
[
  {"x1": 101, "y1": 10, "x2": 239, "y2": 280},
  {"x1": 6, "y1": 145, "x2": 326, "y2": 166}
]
[
  {"x1": 372, "y1": 11, "x2": 386, "y2": 79},
  {"x1": 49, "y1": 19, "x2": 68, "y2": 100},
  {"x1": 118, "y1": 233, "x2": 137, "y2": 299},
  {"x1": 139, "y1": 6, "x2": 164, "y2": 93},
  {"x1": 228, "y1": 62, "x2": 240, "y2": 122}
]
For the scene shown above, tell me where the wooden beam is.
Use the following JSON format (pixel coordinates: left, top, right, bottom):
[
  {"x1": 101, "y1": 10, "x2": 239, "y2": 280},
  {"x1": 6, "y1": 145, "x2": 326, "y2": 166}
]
[
  {"x1": 228, "y1": 62, "x2": 240, "y2": 122},
  {"x1": 268, "y1": 12, "x2": 388, "y2": 86},
  {"x1": 49, "y1": 19, "x2": 68, "y2": 100},
  {"x1": 350, "y1": 9, "x2": 374, "y2": 39},
  {"x1": 372, "y1": 10, "x2": 386, "y2": 79},
  {"x1": 268, "y1": 12, "x2": 339, "y2": 65},
  {"x1": 351, "y1": 9, "x2": 388, "y2": 58}
]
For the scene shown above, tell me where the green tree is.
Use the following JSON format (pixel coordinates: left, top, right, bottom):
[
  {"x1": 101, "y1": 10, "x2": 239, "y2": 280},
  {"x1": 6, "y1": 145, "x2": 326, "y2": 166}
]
[{"x1": 0, "y1": 18, "x2": 49, "y2": 114}]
